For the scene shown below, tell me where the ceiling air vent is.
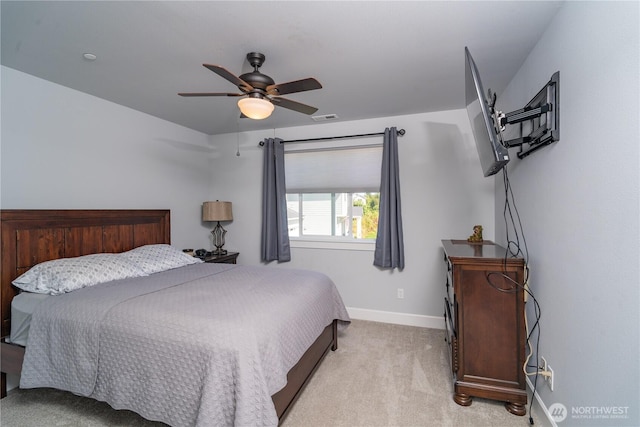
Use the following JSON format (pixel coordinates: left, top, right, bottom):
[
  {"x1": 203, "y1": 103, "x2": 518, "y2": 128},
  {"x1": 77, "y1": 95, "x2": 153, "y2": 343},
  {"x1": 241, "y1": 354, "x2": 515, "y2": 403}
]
[{"x1": 311, "y1": 114, "x2": 339, "y2": 122}]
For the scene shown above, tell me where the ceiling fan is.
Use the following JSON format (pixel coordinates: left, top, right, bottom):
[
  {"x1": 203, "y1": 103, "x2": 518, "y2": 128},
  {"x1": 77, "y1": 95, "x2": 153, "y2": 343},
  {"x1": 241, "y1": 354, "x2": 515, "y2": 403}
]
[{"x1": 178, "y1": 52, "x2": 322, "y2": 120}]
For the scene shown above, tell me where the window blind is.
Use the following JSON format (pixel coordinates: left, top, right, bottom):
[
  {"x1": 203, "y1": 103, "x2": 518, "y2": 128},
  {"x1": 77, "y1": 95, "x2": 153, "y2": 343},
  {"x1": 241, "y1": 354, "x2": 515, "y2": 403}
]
[{"x1": 285, "y1": 144, "x2": 383, "y2": 193}]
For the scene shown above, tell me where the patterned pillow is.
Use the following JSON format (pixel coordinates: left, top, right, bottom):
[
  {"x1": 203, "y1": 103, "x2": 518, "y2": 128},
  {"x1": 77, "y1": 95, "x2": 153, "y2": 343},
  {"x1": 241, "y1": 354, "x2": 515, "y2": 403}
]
[
  {"x1": 123, "y1": 244, "x2": 202, "y2": 275},
  {"x1": 12, "y1": 253, "x2": 148, "y2": 295}
]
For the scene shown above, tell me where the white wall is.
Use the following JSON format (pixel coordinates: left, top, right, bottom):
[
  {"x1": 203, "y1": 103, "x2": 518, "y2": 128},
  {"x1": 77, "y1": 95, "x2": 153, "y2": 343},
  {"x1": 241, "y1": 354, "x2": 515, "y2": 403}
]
[
  {"x1": 496, "y1": 2, "x2": 639, "y2": 425},
  {"x1": 1, "y1": 66, "x2": 213, "y2": 249},
  {"x1": 210, "y1": 110, "x2": 495, "y2": 326}
]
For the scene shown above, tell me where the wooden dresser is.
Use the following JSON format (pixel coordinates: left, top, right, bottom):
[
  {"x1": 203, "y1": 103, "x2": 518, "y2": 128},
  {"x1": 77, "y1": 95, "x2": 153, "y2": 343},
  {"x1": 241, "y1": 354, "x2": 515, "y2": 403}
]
[{"x1": 442, "y1": 239, "x2": 527, "y2": 416}]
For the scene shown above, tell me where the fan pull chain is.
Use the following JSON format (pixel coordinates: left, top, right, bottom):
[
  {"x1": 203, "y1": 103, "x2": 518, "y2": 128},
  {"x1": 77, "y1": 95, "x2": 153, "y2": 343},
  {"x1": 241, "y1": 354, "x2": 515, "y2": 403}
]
[{"x1": 235, "y1": 118, "x2": 241, "y2": 156}]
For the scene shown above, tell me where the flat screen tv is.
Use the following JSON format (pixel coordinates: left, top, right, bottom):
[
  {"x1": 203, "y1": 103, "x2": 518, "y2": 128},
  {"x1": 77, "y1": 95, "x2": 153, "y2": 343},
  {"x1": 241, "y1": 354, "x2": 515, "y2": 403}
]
[{"x1": 465, "y1": 47, "x2": 509, "y2": 177}]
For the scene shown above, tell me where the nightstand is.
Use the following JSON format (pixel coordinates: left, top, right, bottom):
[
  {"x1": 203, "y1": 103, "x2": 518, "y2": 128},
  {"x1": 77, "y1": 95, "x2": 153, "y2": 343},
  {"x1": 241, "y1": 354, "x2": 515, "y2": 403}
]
[{"x1": 203, "y1": 252, "x2": 239, "y2": 264}]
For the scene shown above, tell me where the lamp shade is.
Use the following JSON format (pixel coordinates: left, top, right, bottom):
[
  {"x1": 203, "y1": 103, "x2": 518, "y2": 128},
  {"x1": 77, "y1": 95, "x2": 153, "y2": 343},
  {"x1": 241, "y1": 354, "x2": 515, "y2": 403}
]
[
  {"x1": 237, "y1": 97, "x2": 274, "y2": 120},
  {"x1": 202, "y1": 201, "x2": 233, "y2": 222}
]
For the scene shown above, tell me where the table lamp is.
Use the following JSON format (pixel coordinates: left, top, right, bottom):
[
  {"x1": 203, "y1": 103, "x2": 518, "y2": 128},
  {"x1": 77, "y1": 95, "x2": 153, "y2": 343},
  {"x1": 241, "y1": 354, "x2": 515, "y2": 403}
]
[{"x1": 202, "y1": 201, "x2": 233, "y2": 255}]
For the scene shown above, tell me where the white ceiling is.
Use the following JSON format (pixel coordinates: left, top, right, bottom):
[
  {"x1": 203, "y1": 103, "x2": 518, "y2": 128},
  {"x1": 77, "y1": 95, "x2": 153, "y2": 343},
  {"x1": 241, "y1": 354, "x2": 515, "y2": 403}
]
[{"x1": 1, "y1": 1, "x2": 563, "y2": 135}]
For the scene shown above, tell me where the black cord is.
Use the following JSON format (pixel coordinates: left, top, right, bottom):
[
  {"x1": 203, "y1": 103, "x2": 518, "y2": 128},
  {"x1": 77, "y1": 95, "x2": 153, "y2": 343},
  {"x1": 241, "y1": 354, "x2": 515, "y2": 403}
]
[
  {"x1": 529, "y1": 290, "x2": 542, "y2": 425},
  {"x1": 503, "y1": 166, "x2": 529, "y2": 262},
  {"x1": 488, "y1": 166, "x2": 540, "y2": 425}
]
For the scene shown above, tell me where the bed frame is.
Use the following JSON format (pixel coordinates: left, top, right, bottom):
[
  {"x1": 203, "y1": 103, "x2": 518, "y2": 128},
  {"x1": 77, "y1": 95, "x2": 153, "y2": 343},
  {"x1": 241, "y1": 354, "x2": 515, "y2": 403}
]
[{"x1": 0, "y1": 209, "x2": 337, "y2": 423}]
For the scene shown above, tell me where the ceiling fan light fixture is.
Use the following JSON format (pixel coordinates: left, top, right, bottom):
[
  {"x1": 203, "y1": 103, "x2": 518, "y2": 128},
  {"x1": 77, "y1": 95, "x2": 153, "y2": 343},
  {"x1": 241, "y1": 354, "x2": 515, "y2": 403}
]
[{"x1": 237, "y1": 97, "x2": 274, "y2": 120}]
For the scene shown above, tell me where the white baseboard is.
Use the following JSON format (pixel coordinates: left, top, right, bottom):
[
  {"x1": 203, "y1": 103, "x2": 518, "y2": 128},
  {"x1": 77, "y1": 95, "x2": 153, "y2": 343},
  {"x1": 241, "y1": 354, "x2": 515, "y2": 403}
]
[
  {"x1": 527, "y1": 376, "x2": 556, "y2": 427},
  {"x1": 346, "y1": 307, "x2": 445, "y2": 330}
]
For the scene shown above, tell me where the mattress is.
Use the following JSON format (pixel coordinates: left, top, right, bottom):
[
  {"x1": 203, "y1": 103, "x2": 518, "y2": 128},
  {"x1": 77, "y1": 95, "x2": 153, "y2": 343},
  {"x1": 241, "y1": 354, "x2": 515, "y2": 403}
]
[
  {"x1": 20, "y1": 262, "x2": 350, "y2": 426},
  {"x1": 9, "y1": 292, "x2": 51, "y2": 346}
]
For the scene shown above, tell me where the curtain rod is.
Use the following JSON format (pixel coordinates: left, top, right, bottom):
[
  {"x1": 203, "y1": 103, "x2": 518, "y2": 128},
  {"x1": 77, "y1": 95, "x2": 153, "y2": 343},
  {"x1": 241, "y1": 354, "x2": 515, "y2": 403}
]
[{"x1": 258, "y1": 128, "x2": 405, "y2": 146}]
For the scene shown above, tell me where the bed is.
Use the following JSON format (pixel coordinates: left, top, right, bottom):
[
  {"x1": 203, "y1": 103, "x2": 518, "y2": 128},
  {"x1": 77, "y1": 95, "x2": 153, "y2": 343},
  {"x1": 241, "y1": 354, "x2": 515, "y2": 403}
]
[{"x1": 0, "y1": 209, "x2": 350, "y2": 426}]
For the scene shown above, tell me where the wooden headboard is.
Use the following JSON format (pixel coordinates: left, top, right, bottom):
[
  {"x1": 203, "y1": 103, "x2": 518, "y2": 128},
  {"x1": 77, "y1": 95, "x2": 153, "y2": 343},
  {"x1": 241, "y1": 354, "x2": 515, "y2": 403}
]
[{"x1": 0, "y1": 210, "x2": 170, "y2": 337}]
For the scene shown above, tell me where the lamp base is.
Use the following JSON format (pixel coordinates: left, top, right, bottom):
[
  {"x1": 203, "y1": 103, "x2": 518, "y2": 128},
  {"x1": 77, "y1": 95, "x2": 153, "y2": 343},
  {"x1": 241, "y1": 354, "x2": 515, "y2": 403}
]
[{"x1": 211, "y1": 222, "x2": 228, "y2": 257}]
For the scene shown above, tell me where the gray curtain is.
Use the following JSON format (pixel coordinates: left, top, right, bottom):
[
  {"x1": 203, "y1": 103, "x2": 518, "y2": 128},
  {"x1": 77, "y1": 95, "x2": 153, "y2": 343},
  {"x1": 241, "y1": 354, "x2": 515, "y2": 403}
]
[
  {"x1": 261, "y1": 138, "x2": 291, "y2": 262},
  {"x1": 374, "y1": 127, "x2": 405, "y2": 269}
]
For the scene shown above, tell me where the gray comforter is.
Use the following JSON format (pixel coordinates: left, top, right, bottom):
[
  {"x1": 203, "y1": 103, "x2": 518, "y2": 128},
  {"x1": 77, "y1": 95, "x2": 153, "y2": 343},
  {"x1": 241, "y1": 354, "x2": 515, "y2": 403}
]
[{"x1": 20, "y1": 263, "x2": 350, "y2": 426}]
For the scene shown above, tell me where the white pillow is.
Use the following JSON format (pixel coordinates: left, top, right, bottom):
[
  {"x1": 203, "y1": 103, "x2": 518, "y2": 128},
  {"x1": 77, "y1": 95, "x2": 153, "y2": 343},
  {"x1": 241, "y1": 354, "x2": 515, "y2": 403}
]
[
  {"x1": 123, "y1": 244, "x2": 202, "y2": 274},
  {"x1": 12, "y1": 253, "x2": 148, "y2": 295}
]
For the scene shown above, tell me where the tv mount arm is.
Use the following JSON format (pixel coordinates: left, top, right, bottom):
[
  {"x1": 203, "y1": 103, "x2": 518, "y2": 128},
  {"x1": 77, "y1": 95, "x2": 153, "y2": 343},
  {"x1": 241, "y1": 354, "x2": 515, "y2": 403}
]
[{"x1": 491, "y1": 71, "x2": 560, "y2": 159}]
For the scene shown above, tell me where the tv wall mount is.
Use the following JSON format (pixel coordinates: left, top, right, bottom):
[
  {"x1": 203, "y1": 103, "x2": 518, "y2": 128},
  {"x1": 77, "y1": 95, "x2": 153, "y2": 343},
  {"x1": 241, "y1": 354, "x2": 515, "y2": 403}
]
[{"x1": 489, "y1": 71, "x2": 559, "y2": 159}]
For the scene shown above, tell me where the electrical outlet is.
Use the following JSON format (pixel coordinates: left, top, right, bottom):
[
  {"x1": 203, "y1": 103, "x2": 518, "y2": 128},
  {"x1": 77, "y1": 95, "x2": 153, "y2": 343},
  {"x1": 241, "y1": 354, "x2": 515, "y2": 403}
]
[
  {"x1": 397, "y1": 288, "x2": 404, "y2": 299},
  {"x1": 540, "y1": 356, "x2": 554, "y2": 391},
  {"x1": 541, "y1": 356, "x2": 548, "y2": 372}
]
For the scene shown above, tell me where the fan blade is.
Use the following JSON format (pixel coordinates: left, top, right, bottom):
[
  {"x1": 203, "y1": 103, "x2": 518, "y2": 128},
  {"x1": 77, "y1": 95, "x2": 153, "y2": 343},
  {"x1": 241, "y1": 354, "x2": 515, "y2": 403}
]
[
  {"x1": 266, "y1": 78, "x2": 322, "y2": 96},
  {"x1": 203, "y1": 64, "x2": 253, "y2": 92},
  {"x1": 270, "y1": 97, "x2": 318, "y2": 115},
  {"x1": 178, "y1": 92, "x2": 244, "y2": 97}
]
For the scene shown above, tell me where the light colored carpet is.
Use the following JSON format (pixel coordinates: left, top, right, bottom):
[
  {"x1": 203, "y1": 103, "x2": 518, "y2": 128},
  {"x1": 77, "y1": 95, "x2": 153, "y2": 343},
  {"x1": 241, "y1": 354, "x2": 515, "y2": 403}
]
[{"x1": 1, "y1": 320, "x2": 547, "y2": 426}]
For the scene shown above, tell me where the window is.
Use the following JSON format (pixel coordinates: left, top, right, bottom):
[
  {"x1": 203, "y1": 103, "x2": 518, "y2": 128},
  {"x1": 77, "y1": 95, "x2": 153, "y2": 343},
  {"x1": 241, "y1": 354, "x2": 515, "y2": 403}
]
[
  {"x1": 284, "y1": 140, "x2": 382, "y2": 244},
  {"x1": 286, "y1": 192, "x2": 380, "y2": 239}
]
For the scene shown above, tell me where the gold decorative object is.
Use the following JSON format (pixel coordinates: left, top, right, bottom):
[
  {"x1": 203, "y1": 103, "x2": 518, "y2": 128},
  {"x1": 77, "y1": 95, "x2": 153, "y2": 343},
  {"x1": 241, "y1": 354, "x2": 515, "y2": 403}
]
[{"x1": 467, "y1": 225, "x2": 483, "y2": 243}]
